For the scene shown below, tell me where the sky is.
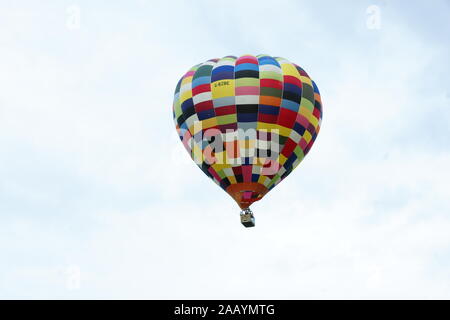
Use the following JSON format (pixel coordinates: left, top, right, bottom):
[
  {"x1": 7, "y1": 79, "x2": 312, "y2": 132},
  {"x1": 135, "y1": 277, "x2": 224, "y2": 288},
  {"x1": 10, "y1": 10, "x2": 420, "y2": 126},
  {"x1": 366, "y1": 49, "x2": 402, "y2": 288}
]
[{"x1": 0, "y1": 0, "x2": 449, "y2": 299}]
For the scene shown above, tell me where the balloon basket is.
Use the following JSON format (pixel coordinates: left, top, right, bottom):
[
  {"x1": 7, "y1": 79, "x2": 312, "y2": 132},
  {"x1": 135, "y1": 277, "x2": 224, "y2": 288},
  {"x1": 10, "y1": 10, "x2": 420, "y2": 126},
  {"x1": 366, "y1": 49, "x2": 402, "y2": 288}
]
[{"x1": 240, "y1": 208, "x2": 255, "y2": 228}]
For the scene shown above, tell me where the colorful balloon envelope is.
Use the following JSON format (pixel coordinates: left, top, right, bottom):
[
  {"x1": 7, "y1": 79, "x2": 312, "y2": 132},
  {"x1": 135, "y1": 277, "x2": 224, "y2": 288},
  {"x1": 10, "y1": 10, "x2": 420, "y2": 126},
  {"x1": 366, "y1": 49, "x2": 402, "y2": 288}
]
[{"x1": 173, "y1": 55, "x2": 322, "y2": 227}]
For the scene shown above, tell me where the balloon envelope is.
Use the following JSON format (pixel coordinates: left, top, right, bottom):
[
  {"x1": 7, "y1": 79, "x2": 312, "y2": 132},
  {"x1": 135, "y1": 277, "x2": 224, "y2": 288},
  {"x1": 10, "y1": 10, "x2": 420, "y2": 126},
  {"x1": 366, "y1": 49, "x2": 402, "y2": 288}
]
[{"x1": 173, "y1": 55, "x2": 322, "y2": 209}]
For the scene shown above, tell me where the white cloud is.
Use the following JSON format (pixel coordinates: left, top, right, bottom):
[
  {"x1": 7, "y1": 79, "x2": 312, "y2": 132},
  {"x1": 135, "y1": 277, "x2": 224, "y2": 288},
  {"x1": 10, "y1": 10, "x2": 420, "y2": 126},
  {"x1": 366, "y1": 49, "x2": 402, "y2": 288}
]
[{"x1": 0, "y1": 0, "x2": 449, "y2": 299}]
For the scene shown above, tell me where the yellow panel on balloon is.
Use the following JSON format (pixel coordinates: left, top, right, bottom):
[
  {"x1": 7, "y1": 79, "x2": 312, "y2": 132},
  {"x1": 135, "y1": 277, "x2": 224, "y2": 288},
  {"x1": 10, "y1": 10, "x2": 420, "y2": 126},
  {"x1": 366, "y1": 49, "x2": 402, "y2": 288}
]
[
  {"x1": 211, "y1": 80, "x2": 235, "y2": 98},
  {"x1": 280, "y1": 62, "x2": 301, "y2": 78}
]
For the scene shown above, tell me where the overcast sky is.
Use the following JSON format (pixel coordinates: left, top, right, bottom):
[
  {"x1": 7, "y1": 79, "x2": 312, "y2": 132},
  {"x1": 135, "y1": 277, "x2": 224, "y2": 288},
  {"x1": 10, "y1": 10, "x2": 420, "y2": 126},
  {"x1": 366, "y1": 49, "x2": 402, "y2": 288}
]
[{"x1": 1, "y1": 0, "x2": 449, "y2": 299}]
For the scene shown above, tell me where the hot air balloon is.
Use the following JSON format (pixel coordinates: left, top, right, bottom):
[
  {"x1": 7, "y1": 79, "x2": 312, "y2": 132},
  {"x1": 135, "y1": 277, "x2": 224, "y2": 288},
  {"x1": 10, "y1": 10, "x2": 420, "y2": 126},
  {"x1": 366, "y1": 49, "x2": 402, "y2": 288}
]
[{"x1": 173, "y1": 55, "x2": 322, "y2": 227}]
